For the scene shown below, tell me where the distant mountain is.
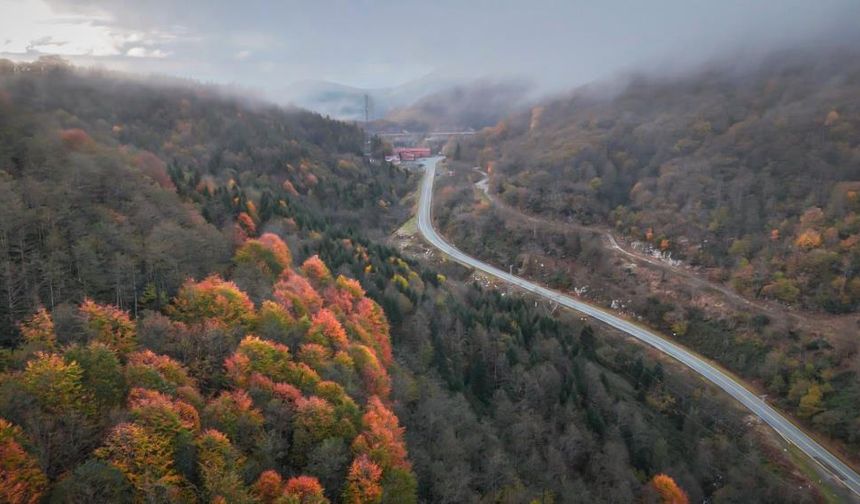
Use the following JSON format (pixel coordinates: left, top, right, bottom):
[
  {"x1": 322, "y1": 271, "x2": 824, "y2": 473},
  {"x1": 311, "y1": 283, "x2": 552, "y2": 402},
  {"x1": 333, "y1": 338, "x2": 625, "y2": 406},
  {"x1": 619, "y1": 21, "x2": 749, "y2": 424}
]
[
  {"x1": 383, "y1": 79, "x2": 533, "y2": 132},
  {"x1": 273, "y1": 74, "x2": 455, "y2": 121}
]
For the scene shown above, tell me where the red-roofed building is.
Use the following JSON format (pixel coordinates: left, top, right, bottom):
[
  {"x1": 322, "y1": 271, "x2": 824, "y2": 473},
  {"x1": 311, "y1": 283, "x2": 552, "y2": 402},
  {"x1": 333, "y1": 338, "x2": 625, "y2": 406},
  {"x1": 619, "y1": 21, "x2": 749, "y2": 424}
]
[{"x1": 393, "y1": 147, "x2": 431, "y2": 161}]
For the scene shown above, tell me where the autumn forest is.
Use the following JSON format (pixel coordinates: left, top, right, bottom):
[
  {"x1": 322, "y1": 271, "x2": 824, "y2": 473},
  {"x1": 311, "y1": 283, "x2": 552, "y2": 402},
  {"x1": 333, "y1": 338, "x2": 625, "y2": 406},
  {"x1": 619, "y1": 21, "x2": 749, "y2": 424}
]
[{"x1": 0, "y1": 53, "x2": 853, "y2": 504}]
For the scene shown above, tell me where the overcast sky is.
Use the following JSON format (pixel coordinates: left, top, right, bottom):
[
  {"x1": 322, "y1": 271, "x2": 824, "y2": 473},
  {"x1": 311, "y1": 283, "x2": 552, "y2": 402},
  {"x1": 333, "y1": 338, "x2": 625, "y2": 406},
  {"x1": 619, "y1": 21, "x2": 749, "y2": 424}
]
[{"x1": 2, "y1": 0, "x2": 859, "y2": 97}]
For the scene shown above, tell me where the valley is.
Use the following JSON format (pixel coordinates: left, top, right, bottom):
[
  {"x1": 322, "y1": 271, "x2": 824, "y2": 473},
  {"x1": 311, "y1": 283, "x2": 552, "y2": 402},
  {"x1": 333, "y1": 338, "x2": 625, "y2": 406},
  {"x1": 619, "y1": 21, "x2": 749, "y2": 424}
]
[{"x1": 2, "y1": 3, "x2": 860, "y2": 499}]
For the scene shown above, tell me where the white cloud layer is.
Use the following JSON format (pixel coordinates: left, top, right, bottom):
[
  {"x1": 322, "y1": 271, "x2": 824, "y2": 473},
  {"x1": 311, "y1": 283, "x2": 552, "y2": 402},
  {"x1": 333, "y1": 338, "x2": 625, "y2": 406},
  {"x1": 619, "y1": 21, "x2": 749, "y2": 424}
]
[
  {"x1": 0, "y1": 0, "x2": 183, "y2": 58},
  {"x1": 2, "y1": 0, "x2": 859, "y2": 96}
]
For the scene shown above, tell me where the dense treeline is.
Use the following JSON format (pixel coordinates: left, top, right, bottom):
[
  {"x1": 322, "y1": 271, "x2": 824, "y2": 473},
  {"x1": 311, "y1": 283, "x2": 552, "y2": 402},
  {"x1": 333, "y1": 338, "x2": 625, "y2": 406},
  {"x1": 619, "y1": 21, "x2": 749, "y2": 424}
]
[
  {"x1": 466, "y1": 48, "x2": 860, "y2": 313},
  {"x1": 0, "y1": 60, "x2": 821, "y2": 502}
]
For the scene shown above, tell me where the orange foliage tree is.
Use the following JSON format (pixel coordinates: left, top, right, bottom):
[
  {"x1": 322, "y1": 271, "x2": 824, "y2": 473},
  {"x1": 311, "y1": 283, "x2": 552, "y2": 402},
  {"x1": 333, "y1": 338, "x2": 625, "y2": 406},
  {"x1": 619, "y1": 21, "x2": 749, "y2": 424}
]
[
  {"x1": 0, "y1": 418, "x2": 49, "y2": 504},
  {"x1": 225, "y1": 335, "x2": 313, "y2": 388},
  {"x1": 234, "y1": 233, "x2": 293, "y2": 281},
  {"x1": 298, "y1": 343, "x2": 331, "y2": 369},
  {"x1": 253, "y1": 470, "x2": 284, "y2": 503},
  {"x1": 795, "y1": 229, "x2": 823, "y2": 250},
  {"x1": 125, "y1": 350, "x2": 197, "y2": 397},
  {"x1": 650, "y1": 473, "x2": 689, "y2": 504},
  {"x1": 352, "y1": 396, "x2": 411, "y2": 472},
  {"x1": 253, "y1": 470, "x2": 329, "y2": 504},
  {"x1": 283, "y1": 475, "x2": 329, "y2": 504},
  {"x1": 301, "y1": 255, "x2": 332, "y2": 284},
  {"x1": 236, "y1": 212, "x2": 257, "y2": 241},
  {"x1": 18, "y1": 307, "x2": 55, "y2": 348},
  {"x1": 349, "y1": 298, "x2": 392, "y2": 367},
  {"x1": 169, "y1": 275, "x2": 256, "y2": 327},
  {"x1": 342, "y1": 455, "x2": 383, "y2": 504}
]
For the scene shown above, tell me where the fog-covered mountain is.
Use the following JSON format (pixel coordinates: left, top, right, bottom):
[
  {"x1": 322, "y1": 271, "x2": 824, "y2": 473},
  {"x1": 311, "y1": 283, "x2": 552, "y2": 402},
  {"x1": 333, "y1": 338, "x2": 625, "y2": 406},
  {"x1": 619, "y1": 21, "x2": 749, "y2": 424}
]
[{"x1": 273, "y1": 74, "x2": 455, "y2": 121}]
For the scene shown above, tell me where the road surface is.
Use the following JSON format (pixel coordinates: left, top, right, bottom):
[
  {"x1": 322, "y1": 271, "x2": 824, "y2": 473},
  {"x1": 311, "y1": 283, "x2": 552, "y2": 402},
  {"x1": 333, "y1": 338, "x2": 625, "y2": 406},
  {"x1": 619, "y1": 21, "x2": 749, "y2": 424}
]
[{"x1": 417, "y1": 156, "x2": 860, "y2": 498}]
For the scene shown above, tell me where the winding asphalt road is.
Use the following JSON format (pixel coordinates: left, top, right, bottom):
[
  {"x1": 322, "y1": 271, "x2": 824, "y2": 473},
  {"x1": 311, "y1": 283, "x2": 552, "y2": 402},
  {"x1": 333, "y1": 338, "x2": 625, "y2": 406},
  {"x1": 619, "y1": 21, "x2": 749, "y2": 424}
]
[{"x1": 417, "y1": 156, "x2": 860, "y2": 498}]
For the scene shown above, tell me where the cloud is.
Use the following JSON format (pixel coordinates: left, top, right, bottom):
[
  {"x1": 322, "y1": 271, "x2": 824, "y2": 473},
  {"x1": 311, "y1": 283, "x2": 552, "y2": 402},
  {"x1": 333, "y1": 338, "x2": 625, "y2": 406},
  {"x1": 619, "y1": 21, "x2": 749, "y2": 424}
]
[
  {"x1": 5, "y1": 0, "x2": 860, "y2": 99},
  {"x1": 126, "y1": 46, "x2": 169, "y2": 58},
  {"x1": 1, "y1": 0, "x2": 187, "y2": 60}
]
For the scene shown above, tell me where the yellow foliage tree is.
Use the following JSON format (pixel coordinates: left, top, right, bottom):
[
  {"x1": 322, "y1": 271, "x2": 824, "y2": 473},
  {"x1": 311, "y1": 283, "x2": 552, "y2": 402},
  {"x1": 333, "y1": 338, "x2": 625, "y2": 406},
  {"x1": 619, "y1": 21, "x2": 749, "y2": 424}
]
[
  {"x1": 795, "y1": 229, "x2": 823, "y2": 250},
  {"x1": 79, "y1": 299, "x2": 137, "y2": 356}
]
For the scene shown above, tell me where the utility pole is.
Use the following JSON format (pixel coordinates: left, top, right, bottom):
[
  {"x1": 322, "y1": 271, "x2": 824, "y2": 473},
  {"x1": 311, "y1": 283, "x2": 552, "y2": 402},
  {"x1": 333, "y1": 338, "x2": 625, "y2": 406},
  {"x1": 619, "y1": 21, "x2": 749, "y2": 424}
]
[
  {"x1": 364, "y1": 93, "x2": 370, "y2": 124},
  {"x1": 363, "y1": 94, "x2": 372, "y2": 157}
]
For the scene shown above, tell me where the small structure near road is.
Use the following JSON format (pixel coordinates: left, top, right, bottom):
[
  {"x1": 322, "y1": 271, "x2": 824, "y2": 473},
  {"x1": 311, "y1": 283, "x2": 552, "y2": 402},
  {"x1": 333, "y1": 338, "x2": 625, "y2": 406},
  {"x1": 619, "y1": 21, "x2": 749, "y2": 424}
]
[{"x1": 392, "y1": 147, "x2": 431, "y2": 162}]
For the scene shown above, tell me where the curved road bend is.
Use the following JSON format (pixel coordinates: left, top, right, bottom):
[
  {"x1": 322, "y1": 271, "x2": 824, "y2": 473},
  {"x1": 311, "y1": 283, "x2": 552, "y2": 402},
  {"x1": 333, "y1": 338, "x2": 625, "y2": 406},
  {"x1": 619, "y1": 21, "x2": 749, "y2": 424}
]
[{"x1": 416, "y1": 156, "x2": 860, "y2": 498}]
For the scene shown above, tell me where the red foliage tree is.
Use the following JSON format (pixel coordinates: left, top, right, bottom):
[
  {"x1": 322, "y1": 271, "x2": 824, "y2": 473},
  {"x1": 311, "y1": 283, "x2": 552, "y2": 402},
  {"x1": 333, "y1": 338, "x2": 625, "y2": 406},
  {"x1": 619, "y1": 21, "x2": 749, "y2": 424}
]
[
  {"x1": 128, "y1": 388, "x2": 200, "y2": 435},
  {"x1": 59, "y1": 128, "x2": 94, "y2": 150},
  {"x1": 274, "y1": 270, "x2": 323, "y2": 317},
  {"x1": 134, "y1": 151, "x2": 175, "y2": 190},
  {"x1": 307, "y1": 309, "x2": 349, "y2": 351}
]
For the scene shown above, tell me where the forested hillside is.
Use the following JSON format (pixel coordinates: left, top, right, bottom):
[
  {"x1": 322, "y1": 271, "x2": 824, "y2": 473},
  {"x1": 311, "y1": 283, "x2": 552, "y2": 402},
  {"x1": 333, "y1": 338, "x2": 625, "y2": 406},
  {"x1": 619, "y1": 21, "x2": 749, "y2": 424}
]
[
  {"x1": 467, "y1": 48, "x2": 860, "y2": 313},
  {"x1": 0, "y1": 58, "x2": 410, "y2": 341},
  {"x1": 0, "y1": 59, "x2": 822, "y2": 502},
  {"x1": 380, "y1": 80, "x2": 531, "y2": 132}
]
